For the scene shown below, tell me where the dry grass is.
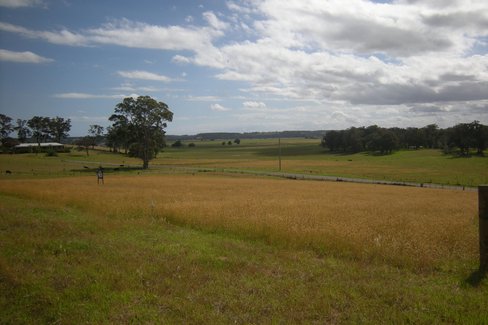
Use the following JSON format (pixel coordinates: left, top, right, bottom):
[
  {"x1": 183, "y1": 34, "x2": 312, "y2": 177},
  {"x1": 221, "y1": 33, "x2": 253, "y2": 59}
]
[{"x1": 0, "y1": 174, "x2": 478, "y2": 271}]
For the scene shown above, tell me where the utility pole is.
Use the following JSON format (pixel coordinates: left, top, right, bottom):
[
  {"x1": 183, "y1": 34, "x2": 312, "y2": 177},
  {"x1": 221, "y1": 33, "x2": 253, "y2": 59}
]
[{"x1": 278, "y1": 137, "x2": 282, "y2": 172}]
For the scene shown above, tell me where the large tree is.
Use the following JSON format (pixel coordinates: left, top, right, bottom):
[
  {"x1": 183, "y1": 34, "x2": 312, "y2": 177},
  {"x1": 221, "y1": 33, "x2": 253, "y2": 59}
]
[
  {"x1": 0, "y1": 113, "x2": 13, "y2": 141},
  {"x1": 111, "y1": 96, "x2": 173, "y2": 169},
  {"x1": 108, "y1": 114, "x2": 131, "y2": 154},
  {"x1": 14, "y1": 119, "x2": 31, "y2": 142},
  {"x1": 27, "y1": 116, "x2": 51, "y2": 148},
  {"x1": 49, "y1": 116, "x2": 71, "y2": 143},
  {"x1": 470, "y1": 120, "x2": 488, "y2": 155}
]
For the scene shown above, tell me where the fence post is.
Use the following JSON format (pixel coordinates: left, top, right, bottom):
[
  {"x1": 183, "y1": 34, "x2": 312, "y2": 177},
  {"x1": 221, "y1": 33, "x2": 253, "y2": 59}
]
[{"x1": 479, "y1": 185, "x2": 488, "y2": 272}]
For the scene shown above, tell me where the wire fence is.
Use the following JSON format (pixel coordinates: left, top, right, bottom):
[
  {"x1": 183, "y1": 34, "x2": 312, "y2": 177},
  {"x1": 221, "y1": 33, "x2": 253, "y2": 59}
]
[
  {"x1": 148, "y1": 165, "x2": 478, "y2": 192},
  {"x1": 50, "y1": 160, "x2": 478, "y2": 192}
]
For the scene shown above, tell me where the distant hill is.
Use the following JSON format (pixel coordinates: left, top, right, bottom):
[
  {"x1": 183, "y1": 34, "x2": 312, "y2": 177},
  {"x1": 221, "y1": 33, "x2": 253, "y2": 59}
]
[{"x1": 166, "y1": 130, "x2": 327, "y2": 141}]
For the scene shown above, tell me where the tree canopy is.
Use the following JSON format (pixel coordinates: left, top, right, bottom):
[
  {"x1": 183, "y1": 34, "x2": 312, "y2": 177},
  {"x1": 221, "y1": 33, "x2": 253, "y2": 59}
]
[
  {"x1": 0, "y1": 114, "x2": 13, "y2": 140},
  {"x1": 49, "y1": 117, "x2": 71, "y2": 143},
  {"x1": 110, "y1": 96, "x2": 173, "y2": 169}
]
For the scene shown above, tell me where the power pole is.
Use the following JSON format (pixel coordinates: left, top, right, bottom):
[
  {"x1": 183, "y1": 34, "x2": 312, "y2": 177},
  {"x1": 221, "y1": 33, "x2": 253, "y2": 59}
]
[{"x1": 278, "y1": 137, "x2": 282, "y2": 172}]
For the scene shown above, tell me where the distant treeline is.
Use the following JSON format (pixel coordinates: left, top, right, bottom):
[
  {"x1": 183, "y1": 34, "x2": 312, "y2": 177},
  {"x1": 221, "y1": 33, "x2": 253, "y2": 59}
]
[
  {"x1": 3, "y1": 112, "x2": 487, "y2": 157},
  {"x1": 167, "y1": 130, "x2": 325, "y2": 141},
  {"x1": 0, "y1": 114, "x2": 71, "y2": 148},
  {"x1": 321, "y1": 121, "x2": 488, "y2": 155}
]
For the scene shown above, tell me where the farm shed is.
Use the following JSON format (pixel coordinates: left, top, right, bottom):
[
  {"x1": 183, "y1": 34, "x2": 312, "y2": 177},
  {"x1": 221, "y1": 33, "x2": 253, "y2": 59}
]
[{"x1": 14, "y1": 142, "x2": 66, "y2": 153}]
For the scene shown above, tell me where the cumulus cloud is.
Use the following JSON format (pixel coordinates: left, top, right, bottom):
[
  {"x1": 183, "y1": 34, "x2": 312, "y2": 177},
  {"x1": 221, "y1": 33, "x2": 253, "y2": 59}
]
[
  {"x1": 251, "y1": 0, "x2": 462, "y2": 56},
  {"x1": 0, "y1": 49, "x2": 53, "y2": 63},
  {"x1": 200, "y1": 0, "x2": 488, "y2": 128}
]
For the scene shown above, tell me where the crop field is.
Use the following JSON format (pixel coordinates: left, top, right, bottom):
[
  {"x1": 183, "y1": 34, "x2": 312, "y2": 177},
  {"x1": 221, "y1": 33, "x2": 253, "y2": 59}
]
[{"x1": 0, "y1": 143, "x2": 487, "y2": 323}]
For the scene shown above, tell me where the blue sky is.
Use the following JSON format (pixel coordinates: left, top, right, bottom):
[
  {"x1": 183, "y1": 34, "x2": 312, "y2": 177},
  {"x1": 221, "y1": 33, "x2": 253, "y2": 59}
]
[{"x1": 1, "y1": 0, "x2": 487, "y2": 136}]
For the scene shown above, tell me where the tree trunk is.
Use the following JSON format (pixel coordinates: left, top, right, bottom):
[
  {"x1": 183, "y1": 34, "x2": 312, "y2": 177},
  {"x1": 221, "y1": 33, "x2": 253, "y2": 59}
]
[{"x1": 143, "y1": 159, "x2": 149, "y2": 169}]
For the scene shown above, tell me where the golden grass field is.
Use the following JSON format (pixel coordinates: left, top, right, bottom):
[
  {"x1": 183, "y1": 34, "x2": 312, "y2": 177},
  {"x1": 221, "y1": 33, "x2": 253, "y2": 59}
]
[{"x1": 0, "y1": 173, "x2": 478, "y2": 271}]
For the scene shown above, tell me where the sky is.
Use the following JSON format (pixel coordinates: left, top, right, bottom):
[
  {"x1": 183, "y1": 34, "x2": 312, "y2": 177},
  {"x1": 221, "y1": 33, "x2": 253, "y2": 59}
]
[{"x1": 0, "y1": 0, "x2": 487, "y2": 136}]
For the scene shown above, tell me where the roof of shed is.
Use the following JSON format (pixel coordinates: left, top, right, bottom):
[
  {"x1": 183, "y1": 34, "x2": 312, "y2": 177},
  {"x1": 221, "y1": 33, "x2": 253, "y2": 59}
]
[{"x1": 15, "y1": 142, "x2": 64, "y2": 148}]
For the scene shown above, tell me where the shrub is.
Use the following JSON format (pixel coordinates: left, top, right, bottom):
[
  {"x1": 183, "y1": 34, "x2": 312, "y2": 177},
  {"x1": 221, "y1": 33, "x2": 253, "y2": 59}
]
[
  {"x1": 45, "y1": 149, "x2": 58, "y2": 157},
  {"x1": 171, "y1": 140, "x2": 183, "y2": 148}
]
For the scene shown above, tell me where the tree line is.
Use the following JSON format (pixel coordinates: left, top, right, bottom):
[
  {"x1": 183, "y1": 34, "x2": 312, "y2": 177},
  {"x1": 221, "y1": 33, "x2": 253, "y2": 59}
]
[
  {"x1": 321, "y1": 121, "x2": 488, "y2": 155},
  {"x1": 0, "y1": 114, "x2": 71, "y2": 148}
]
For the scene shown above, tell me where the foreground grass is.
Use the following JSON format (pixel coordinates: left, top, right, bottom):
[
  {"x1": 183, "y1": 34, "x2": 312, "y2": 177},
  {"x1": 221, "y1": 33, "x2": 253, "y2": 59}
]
[
  {"x1": 1, "y1": 193, "x2": 486, "y2": 323},
  {"x1": 0, "y1": 174, "x2": 479, "y2": 271}
]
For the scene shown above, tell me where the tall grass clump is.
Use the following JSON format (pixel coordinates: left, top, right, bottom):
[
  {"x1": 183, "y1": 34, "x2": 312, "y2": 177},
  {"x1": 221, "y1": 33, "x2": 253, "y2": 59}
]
[{"x1": 0, "y1": 174, "x2": 477, "y2": 271}]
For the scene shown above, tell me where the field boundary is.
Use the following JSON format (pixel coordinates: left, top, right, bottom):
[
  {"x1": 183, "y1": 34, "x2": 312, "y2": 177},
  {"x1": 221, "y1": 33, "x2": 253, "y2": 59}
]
[{"x1": 62, "y1": 159, "x2": 477, "y2": 191}]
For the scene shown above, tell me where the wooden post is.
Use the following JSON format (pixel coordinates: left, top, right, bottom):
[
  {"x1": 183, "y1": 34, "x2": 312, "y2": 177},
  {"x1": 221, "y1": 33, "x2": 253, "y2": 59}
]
[{"x1": 480, "y1": 185, "x2": 488, "y2": 272}]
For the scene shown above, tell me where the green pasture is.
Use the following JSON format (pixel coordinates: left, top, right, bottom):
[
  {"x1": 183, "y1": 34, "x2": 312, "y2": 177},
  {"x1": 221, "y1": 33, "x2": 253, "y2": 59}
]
[
  {"x1": 1, "y1": 193, "x2": 486, "y2": 324},
  {"x1": 2, "y1": 138, "x2": 486, "y2": 186},
  {"x1": 159, "y1": 138, "x2": 488, "y2": 186}
]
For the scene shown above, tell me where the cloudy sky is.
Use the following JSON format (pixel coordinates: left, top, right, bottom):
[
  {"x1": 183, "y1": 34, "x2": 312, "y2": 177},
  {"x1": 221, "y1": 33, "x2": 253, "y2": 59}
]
[{"x1": 1, "y1": 0, "x2": 487, "y2": 135}]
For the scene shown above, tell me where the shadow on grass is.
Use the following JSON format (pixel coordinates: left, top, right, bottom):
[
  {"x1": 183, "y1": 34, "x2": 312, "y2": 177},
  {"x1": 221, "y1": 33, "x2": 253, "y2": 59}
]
[{"x1": 464, "y1": 268, "x2": 486, "y2": 287}]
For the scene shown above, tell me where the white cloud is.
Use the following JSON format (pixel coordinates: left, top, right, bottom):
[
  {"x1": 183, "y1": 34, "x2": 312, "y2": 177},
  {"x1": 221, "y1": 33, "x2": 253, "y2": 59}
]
[
  {"x1": 251, "y1": 0, "x2": 477, "y2": 56},
  {"x1": 0, "y1": 22, "x2": 88, "y2": 46},
  {"x1": 112, "y1": 83, "x2": 159, "y2": 93},
  {"x1": 210, "y1": 103, "x2": 230, "y2": 111},
  {"x1": 243, "y1": 101, "x2": 267, "y2": 109},
  {"x1": 203, "y1": 11, "x2": 229, "y2": 31},
  {"x1": 201, "y1": 0, "x2": 488, "y2": 118},
  {"x1": 0, "y1": 0, "x2": 43, "y2": 8},
  {"x1": 117, "y1": 70, "x2": 171, "y2": 82},
  {"x1": 172, "y1": 55, "x2": 192, "y2": 64},
  {"x1": 53, "y1": 93, "x2": 125, "y2": 99},
  {"x1": 186, "y1": 95, "x2": 222, "y2": 102},
  {"x1": 0, "y1": 16, "x2": 221, "y2": 50},
  {"x1": 0, "y1": 49, "x2": 53, "y2": 63},
  {"x1": 87, "y1": 19, "x2": 218, "y2": 51}
]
